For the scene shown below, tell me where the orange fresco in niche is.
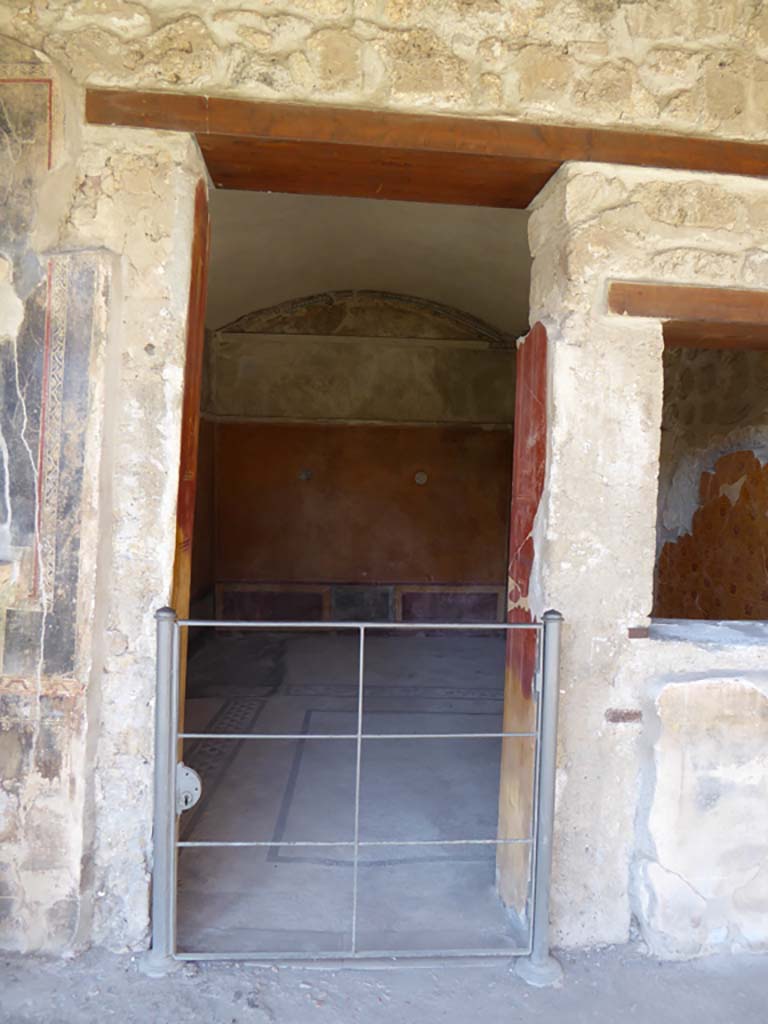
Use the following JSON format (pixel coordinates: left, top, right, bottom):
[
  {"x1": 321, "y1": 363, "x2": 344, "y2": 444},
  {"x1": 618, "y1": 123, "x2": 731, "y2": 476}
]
[{"x1": 655, "y1": 449, "x2": 768, "y2": 620}]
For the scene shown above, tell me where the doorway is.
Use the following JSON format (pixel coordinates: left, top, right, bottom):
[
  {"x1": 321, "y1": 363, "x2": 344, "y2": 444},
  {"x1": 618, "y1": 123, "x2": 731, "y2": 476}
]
[{"x1": 172, "y1": 190, "x2": 540, "y2": 957}]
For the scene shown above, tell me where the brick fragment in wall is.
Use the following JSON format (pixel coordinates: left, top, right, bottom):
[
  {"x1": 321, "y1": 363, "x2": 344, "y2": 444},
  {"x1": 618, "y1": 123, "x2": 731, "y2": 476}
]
[{"x1": 605, "y1": 708, "x2": 643, "y2": 724}]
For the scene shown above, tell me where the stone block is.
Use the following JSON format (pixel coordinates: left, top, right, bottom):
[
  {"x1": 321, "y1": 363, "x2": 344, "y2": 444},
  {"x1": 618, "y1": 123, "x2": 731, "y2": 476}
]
[
  {"x1": 379, "y1": 28, "x2": 467, "y2": 100},
  {"x1": 633, "y1": 180, "x2": 744, "y2": 231},
  {"x1": 515, "y1": 44, "x2": 572, "y2": 104},
  {"x1": 307, "y1": 29, "x2": 363, "y2": 90}
]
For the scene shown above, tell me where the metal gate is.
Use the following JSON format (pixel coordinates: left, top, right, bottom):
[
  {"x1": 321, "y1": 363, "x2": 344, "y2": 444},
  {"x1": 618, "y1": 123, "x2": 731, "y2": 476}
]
[{"x1": 147, "y1": 611, "x2": 562, "y2": 977}]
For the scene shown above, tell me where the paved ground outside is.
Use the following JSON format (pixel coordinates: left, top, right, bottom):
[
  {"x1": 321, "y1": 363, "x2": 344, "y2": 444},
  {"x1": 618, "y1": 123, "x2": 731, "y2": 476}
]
[{"x1": 2, "y1": 946, "x2": 766, "y2": 1023}]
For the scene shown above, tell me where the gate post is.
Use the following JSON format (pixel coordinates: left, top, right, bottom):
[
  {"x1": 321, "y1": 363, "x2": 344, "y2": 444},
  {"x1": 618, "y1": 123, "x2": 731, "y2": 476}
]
[
  {"x1": 142, "y1": 606, "x2": 178, "y2": 976},
  {"x1": 517, "y1": 609, "x2": 564, "y2": 987}
]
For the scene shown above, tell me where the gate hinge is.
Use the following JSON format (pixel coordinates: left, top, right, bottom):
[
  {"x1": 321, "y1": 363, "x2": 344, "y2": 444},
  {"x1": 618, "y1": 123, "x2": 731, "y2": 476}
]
[
  {"x1": 534, "y1": 665, "x2": 543, "y2": 696},
  {"x1": 534, "y1": 631, "x2": 544, "y2": 695},
  {"x1": 176, "y1": 761, "x2": 202, "y2": 815}
]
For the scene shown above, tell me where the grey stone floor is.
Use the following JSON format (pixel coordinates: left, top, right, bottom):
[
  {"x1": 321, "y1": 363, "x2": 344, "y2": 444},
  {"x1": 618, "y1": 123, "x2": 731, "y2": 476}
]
[
  {"x1": 179, "y1": 631, "x2": 526, "y2": 955},
  {"x1": 2, "y1": 946, "x2": 767, "y2": 1024}
]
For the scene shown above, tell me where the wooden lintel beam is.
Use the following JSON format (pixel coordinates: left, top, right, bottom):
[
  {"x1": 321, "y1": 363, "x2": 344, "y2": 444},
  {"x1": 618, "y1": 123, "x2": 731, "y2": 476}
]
[
  {"x1": 195, "y1": 133, "x2": 558, "y2": 206},
  {"x1": 609, "y1": 282, "x2": 768, "y2": 350},
  {"x1": 662, "y1": 320, "x2": 768, "y2": 350},
  {"x1": 85, "y1": 88, "x2": 768, "y2": 182},
  {"x1": 608, "y1": 281, "x2": 768, "y2": 325}
]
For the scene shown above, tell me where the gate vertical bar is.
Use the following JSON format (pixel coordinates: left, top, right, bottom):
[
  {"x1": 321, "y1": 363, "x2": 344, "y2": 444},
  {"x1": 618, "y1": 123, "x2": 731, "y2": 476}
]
[
  {"x1": 517, "y1": 609, "x2": 563, "y2": 987},
  {"x1": 144, "y1": 606, "x2": 178, "y2": 975},
  {"x1": 350, "y1": 625, "x2": 365, "y2": 953}
]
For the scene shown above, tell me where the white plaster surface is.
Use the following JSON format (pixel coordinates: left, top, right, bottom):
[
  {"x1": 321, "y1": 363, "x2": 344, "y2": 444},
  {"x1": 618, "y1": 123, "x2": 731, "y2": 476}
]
[
  {"x1": 621, "y1": 640, "x2": 768, "y2": 957},
  {"x1": 206, "y1": 191, "x2": 530, "y2": 336}
]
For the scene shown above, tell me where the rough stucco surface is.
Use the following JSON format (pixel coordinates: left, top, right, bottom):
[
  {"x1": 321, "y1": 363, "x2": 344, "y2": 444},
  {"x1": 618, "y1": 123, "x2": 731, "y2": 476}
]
[
  {"x1": 619, "y1": 640, "x2": 768, "y2": 958},
  {"x1": 64, "y1": 128, "x2": 206, "y2": 950},
  {"x1": 527, "y1": 162, "x2": 768, "y2": 954},
  {"x1": 0, "y1": 50, "x2": 206, "y2": 952},
  {"x1": 2, "y1": 1, "x2": 768, "y2": 140}
]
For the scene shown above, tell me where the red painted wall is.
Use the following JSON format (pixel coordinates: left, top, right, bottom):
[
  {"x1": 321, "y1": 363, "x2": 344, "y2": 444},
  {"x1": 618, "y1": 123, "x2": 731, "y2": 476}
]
[
  {"x1": 190, "y1": 416, "x2": 215, "y2": 601},
  {"x1": 212, "y1": 421, "x2": 512, "y2": 585},
  {"x1": 171, "y1": 180, "x2": 210, "y2": 618},
  {"x1": 506, "y1": 322, "x2": 547, "y2": 699}
]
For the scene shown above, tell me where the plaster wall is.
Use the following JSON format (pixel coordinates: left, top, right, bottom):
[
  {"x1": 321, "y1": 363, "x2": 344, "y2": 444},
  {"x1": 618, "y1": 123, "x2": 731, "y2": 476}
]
[
  {"x1": 3, "y1": 1, "x2": 768, "y2": 142},
  {"x1": 212, "y1": 420, "x2": 512, "y2": 586},
  {"x1": 190, "y1": 416, "x2": 214, "y2": 605},
  {"x1": 209, "y1": 332, "x2": 517, "y2": 424},
  {"x1": 206, "y1": 192, "x2": 531, "y2": 336},
  {"x1": 208, "y1": 291, "x2": 517, "y2": 425},
  {"x1": 527, "y1": 161, "x2": 768, "y2": 954},
  {"x1": 619, "y1": 637, "x2": 768, "y2": 956},
  {"x1": 655, "y1": 448, "x2": 768, "y2": 620},
  {"x1": 0, "y1": 50, "x2": 206, "y2": 952}
]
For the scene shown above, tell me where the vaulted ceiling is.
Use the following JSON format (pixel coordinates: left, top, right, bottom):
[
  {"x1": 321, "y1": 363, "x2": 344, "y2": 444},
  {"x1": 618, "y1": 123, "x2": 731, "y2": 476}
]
[{"x1": 206, "y1": 190, "x2": 531, "y2": 335}]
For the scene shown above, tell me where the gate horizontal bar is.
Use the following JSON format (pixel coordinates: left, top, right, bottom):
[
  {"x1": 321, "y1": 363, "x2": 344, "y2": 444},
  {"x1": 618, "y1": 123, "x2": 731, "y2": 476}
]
[
  {"x1": 180, "y1": 731, "x2": 536, "y2": 740},
  {"x1": 174, "y1": 947, "x2": 530, "y2": 962},
  {"x1": 179, "y1": 619, "x2": 541, "y2": 631},
  {"x1": 178, "y1": 837, "x2": 532, "y2": 848}
]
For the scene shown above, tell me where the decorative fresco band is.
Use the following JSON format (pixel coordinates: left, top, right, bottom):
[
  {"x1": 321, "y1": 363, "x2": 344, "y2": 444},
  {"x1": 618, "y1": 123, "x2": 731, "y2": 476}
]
[{"x1": 2, "y1": 252, "x2": 110, "y2": 680}]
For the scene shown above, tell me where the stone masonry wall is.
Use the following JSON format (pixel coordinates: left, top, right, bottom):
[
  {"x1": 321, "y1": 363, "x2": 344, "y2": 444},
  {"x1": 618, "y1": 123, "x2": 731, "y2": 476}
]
[
  {"x1": 2, "y1": 1, "x2": 768, "y2": 142},
  {"x1": 527, "y1": 161, "x2": 768, "y2": 954}
]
